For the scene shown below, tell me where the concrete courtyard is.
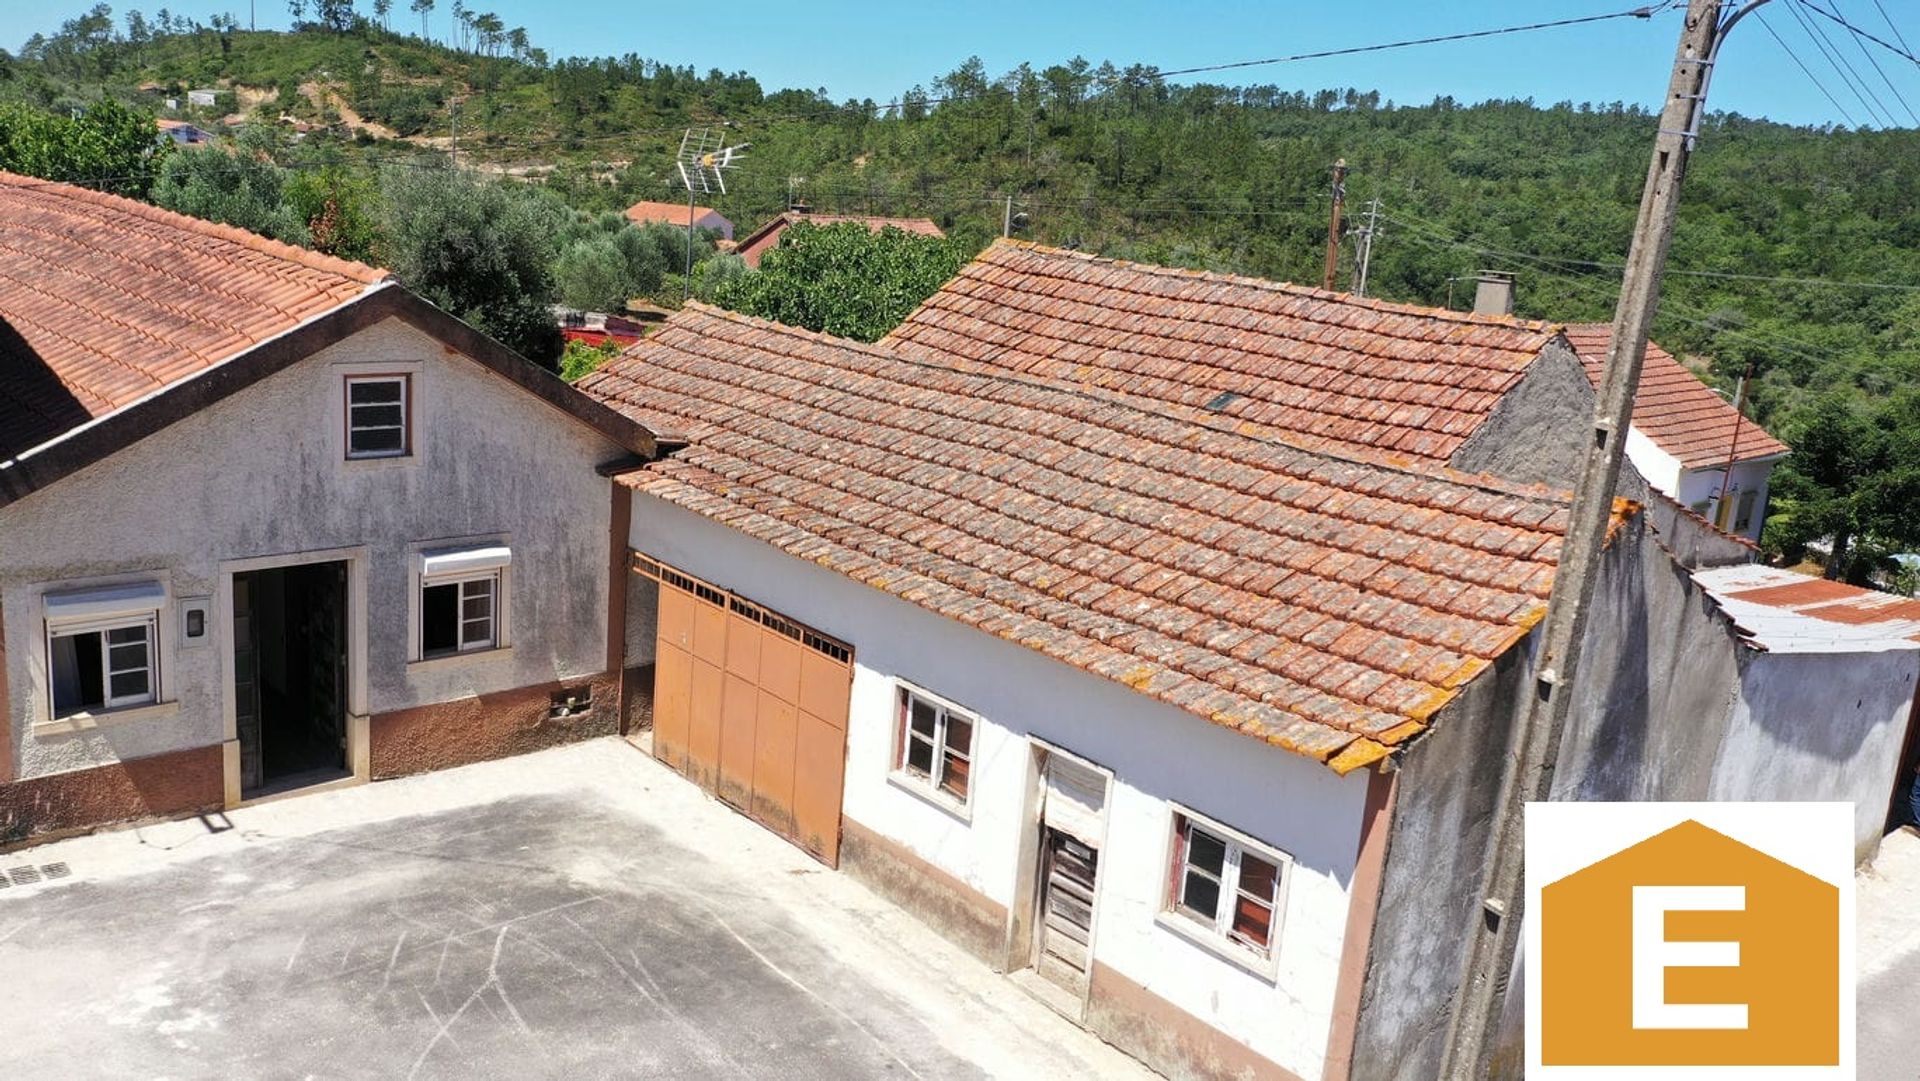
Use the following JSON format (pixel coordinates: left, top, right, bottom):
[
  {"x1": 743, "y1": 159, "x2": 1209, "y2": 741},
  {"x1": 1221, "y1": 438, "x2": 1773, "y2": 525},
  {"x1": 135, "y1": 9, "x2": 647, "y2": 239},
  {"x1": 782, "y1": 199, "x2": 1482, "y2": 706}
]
[
  {"x1": 0, "y1": 738, "x2": 1155, "y2": 1080},
  {"x1": 1859, "y1": 825, "x2": 1920, "y2": 1081}
]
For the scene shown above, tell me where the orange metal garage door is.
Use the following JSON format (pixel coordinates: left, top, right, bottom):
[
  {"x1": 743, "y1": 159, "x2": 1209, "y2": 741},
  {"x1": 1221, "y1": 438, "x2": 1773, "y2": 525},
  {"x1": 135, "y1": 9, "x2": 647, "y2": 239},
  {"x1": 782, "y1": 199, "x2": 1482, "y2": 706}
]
[{"x1": 638, "y1": 553, "x2": 852, "y2": 866}]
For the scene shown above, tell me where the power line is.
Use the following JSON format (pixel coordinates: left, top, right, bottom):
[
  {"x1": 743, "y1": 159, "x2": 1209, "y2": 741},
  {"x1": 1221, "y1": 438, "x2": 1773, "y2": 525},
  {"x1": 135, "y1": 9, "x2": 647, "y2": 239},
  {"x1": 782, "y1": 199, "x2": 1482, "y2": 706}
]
[
  {"x1": 1800, "y1": 0, "x2": 1920, "y2": 65},
  {"x1": 1152, "y1": 4, "x2": 1679, "y2": 77},
  {"x1": 1871, "y1": 0, "x2": 1916, "y2": 60},
  {"x1": 1837, "y1": 0, "x2": 1920, "y2": 124},
  {"x1": 1785, "y1": 0, "x2": 1897, "y2": 127},
  {"x1": 1755, "y1": 9, "x2": 1860, "y2": 125}
]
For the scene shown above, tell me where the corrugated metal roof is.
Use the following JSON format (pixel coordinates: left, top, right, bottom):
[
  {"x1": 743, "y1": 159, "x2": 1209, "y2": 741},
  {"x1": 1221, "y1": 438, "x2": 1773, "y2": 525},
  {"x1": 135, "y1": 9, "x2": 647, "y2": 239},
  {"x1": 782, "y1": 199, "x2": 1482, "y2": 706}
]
[{"x1": 1692, "y1": 565, "x2": 1920, "y2": 653}]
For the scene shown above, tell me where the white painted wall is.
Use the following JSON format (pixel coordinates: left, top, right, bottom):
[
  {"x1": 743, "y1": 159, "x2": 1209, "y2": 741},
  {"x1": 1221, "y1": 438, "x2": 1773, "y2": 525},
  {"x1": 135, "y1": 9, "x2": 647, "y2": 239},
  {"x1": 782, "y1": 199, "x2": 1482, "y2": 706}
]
[
  {"x1": 1622, "y1": 423, "x2": 1779, "y2": 543},
  {"x1": 631, "y1": 495, "x2": 1369, "y2": 1081},
  {"x1": 1622, "y1": 426, "x2": 1683, "y2": 496},
  {"x1": 1710, "y1": 649, "x2": 1919, "y2": 860},
  {"x1": 0, "y1": 316, "x2": 622, "y2": 781}
]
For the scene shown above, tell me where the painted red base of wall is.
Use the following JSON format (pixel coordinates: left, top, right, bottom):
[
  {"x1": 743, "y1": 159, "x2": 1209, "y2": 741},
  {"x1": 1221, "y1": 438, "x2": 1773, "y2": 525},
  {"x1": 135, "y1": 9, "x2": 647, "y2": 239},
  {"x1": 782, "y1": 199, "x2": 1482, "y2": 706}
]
[
  {"x1": 369, "y1": 672, "x2": 618, "y2": 779},
  {"x1": 841, "y1": 816, "x2": 1010, "y2": 966},
  {"x1": 1087, "y1": 961, "x2": 1305, "y2": 1081},
  {"x1": 0, "y1": 744, "x2": 223, "y2": 846}
]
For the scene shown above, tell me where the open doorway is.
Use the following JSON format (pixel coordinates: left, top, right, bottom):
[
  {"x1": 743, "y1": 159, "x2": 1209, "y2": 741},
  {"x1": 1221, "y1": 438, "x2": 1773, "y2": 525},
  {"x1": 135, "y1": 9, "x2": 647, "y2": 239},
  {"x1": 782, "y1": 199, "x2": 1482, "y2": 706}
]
[{"x1": 233, "y1": 561, "x2": 349, "y2": 797}]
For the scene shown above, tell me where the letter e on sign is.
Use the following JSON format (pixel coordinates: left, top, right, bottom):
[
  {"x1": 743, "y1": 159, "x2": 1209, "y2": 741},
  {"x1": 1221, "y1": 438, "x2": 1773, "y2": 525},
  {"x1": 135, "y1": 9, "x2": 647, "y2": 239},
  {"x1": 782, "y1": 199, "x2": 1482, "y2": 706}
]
[{"x1": 1525, "y1": 802, "x2": 1853, "y2": 1078}]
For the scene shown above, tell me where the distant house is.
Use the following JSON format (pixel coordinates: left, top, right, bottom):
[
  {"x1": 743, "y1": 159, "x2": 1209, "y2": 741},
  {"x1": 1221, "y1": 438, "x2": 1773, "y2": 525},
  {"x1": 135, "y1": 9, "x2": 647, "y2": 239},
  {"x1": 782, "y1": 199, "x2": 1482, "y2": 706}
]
[
  {"x1": 0, "y1": 174, "x2": 657, "y2": 842},
  {"x1": 155, "y1": 119, "x2": 213, "y2": 147},
  {"x1": 186, "y1": 89, "x2": 219, "y2": 108},
  {"x1": 1563, "y1": 323, "x2": 1789, "y2": 542},
  {"x1": 734, "y1": 210, "x2": 944, "y2": 268},
  {"x1": 622, "y1": 199, "x2": 733, "y2": 239}
]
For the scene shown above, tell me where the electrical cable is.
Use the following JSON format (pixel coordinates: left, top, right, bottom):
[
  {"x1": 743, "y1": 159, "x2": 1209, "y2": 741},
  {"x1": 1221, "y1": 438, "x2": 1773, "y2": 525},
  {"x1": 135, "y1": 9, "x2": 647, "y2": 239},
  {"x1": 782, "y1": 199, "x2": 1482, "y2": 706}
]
[
  {"x1": 1785, "y1": 0, "x2": 1896, "y2": 127},
  {"x1": 1755, "y1": 9, "x2": 1860, "y2": 125}
]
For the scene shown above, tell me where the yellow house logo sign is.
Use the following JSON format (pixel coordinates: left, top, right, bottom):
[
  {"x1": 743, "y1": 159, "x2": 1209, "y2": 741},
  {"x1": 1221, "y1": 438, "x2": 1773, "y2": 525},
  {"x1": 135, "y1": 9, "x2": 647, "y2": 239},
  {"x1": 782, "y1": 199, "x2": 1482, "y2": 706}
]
[{"x1": 1526, "y1": 802, "x2": 1855, "y2": 1078}]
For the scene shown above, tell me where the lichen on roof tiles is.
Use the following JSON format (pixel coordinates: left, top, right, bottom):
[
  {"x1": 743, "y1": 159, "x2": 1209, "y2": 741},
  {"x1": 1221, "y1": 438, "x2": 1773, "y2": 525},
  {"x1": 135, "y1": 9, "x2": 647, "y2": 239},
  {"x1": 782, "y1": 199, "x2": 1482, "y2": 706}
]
[
  {"x1": 581, "y1": 301, "x2": 1602, "y2": 773},
  {"x1": 1564, "y1": 323, "x2": 1789, "y2": 468},
  {"x1": 0, "y1": 172, "x2": 389, "y2": 461}
]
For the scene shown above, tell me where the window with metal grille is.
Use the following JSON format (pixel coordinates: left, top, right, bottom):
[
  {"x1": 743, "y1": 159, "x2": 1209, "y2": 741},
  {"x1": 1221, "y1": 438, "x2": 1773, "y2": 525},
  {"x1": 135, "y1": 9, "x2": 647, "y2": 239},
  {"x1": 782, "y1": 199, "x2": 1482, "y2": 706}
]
[
  {"x1": 49, "y1": 614, "x2": 157, "y2": 718},
  {"x1": 346, "y1": 375, "x2": 410, "y2": 459},
  {"x1": 1167, "y1": 810, "x2": 1289, "y2": 959},
  {"x1": 894, "y1": 684, "x2": 975, "y2": 803}
]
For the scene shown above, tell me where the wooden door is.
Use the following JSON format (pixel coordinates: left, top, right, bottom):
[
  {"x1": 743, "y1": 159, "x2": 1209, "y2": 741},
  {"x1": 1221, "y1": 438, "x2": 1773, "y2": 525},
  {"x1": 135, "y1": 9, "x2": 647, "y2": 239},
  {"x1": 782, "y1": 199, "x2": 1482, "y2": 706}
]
[
  {"x1": 233, "y1": 575, "x2": 263, "y2": 791},
  {"x1": 1036, "y1": 829, "x2": 1098, "y2": 995},
  {"x1": 639, "y1": 555, "x2": 851, "y2": 865}
]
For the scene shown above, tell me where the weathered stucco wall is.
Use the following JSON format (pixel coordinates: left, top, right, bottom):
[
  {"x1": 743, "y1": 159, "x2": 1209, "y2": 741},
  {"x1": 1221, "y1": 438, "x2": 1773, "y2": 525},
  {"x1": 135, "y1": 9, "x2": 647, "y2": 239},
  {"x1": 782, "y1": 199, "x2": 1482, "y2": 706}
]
[
  {"x1": 0, "y1": 317, "x2": 622, "y2": 788},
  {"x1": 1346, "y1": 640, "x2": 1531, "y2": 1081},
  {"x1": 630, "y1": 494, "x2": 1369, "y2": 1081},
  {"x1": 1449, "y1": 342, "x2": 1593, "y2": 489}
]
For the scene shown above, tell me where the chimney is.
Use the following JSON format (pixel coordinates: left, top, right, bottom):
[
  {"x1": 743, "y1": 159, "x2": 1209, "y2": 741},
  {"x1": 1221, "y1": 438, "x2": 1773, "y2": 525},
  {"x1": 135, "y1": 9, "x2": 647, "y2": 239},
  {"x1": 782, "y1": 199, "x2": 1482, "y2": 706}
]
[{"x1": 1472, "y1": 272, "x2": 1514, "y2": 316}]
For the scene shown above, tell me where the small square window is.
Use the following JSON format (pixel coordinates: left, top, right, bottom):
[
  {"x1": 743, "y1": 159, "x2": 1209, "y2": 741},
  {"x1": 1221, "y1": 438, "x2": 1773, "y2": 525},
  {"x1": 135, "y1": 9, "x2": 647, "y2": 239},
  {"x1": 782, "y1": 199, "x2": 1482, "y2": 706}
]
[
  {"x1": 48, "y1": 613, "x2": 159, "y2": 719},
  {"x1": 1166, "y1": 810, "x2": 1289, "y2": 960},
  {"x1": 893, "y1": 685, "x2": 977, "y2": 803},
  {"x1": 346, "y1": 375, "x2": 410, "y2": 459},
  {"x1": 422, "y1": 573, "x2": 499, "y2": 657}
]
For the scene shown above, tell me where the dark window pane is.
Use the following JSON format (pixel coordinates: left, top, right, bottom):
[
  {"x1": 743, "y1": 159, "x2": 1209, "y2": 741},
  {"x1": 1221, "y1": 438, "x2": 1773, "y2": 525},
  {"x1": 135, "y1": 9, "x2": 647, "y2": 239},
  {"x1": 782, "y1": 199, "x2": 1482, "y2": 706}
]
[
  {"x1": 1186, "y1": 825, "x2": 1227, "y2": 876},
  {"x1": 423, "y1": 584, "x2": 459, "y2": 655},
  {"x1": 940, "y1": 748, "x2": 970, "y2": 798},
  {"x1": 1180, "y1": 868, "x2": 1221, "y2": 918},
  {"x1": 1232, "y1": 896, "x2": 1274, "y2": 949},
  {"x1": 943, "y1": 712, "x2": 972, "y2": 757},
  {"x1": 349, "y1": 379, "x2": 403, "y2": 404},
  {"x1": 109, "y1": 670, "x2": 150, "y2": 700},
  {"x1": 909, "y1": 697, "x2": 937, "y2": 739},
  {"x1": 108, "y1": 640, "x2": 149, "y2": 672},
  {"x1": 352, "y1": 403, "x2": 404, "y2": 428},
  {"x1": 1239, "y1": 852, "x2": 1279, "y2": 901},
  {"x1": 904, "y1": 733, "x2": 934, "y2": 777},
  {"x1": 51, "y1": 632, "x2": 103, "y2": 716},
  {"x1": 350, "y1": 426, "x2": 405, "y2": 455}
]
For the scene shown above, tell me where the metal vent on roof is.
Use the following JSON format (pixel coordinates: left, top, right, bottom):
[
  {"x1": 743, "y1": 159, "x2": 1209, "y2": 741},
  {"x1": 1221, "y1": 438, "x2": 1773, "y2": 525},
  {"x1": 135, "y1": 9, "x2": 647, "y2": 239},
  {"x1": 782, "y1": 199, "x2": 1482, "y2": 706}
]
[
  {"x1": 7, "y1": 866, "x2": 42, "y2": 886},
  {"x1": 1205, "y1": 390, "x2": 1244, "y2": 412},
  {"x1": 41, "y1": 862, "x2": 70, "y2": 880}
]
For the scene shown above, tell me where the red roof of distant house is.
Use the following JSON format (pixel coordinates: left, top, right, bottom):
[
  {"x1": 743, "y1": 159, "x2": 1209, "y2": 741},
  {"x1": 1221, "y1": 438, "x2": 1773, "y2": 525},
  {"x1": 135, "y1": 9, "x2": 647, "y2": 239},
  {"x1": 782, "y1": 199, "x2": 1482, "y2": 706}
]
[
  {"x1": 622, "y1": 200, "x2": 734, "y2": 240},
  {"x1": 1563, "y1": 324, "x2": 1789, "y2": 469},
  {"x1": 0, "y1": 172, "x2": 389, "y2": 462},
  {"x1": 883, "y1": 241, "x2": 1563, "y2": 467},
  {"x1": 735, "y1": 212, "x2": 945, "y2": 268},
  {"x1": 1693, "y1": 565, "x2": 1920, "y2": 652},
  {"x1": 581, "y1": 302, "x2": 1629, "y2": 773}
]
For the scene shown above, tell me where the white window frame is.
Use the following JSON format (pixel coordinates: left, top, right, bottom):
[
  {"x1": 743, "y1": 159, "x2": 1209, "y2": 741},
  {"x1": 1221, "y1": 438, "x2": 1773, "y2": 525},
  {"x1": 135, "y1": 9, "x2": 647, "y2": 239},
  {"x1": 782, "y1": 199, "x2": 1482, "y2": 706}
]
[
  {"x1": 890, "y1": 682, "x2": 977, "y2": 809},
  {"x1": 344, "y1": 373, "x2": 411, "y2": 460},
  {"x1": 1160, "y1": 805, "x2": 1292, "y2": 974},
  {"x1": 43, "y1": 583, "x2": 167, "y2": 722},
  {"x1": 412, "y1": 544, "x2": 511, "y2": 663}
]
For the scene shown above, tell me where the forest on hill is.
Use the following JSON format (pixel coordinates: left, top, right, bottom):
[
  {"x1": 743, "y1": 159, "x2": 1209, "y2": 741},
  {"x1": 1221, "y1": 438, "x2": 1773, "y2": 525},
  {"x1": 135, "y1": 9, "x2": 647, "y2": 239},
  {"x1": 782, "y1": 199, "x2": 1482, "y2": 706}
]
[{"x1": 2, "y1": 5, "x2": 1917, "y2": 586}]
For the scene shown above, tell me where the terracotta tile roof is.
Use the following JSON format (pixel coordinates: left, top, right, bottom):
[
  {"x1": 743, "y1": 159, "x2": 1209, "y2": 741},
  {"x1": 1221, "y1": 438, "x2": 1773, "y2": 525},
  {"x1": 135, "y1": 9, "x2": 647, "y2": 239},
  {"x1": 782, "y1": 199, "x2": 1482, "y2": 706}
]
[
  {"x1": 1693, "y1": 565, "x2": 1920, "y2": 652},
  {"x1": 1564, "y1": 324, "x2": 1789, "y2": 469},
  {"x1": 882, "y1": 241, "x2": 1561, "y2": 467},
  {"x1": 581, "y1": 303, "x2": 1622, "y2": 774},
  {"x1": 622, "y1": 200, "x2": 734, "y2": 239},
  {"x1": 735, "y1": 212, "x2": 945, "y2": 268},
  {"x1": 0, "y1": 172, "x2": 389, "y2": 462}
]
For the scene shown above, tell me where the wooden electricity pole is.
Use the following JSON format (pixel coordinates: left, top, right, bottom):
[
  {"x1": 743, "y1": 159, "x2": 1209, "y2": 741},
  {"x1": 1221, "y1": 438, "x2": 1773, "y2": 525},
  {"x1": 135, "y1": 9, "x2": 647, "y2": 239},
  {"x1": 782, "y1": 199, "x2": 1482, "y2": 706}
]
[
  {"x1": 1436, "y1": 2, "x2": 1771, "y2": 1077},
  {"x1": 1322, "y1": 158, "x2": 1347, "y2": 292}
]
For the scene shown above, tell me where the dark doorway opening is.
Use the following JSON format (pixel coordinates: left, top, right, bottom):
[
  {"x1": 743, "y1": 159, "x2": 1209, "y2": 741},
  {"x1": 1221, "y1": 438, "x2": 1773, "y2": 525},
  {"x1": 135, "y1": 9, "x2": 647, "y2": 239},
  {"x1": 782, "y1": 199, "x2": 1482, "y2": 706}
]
[{"x1": 234, "y1": 561, "x2": 349, "y2": 797}]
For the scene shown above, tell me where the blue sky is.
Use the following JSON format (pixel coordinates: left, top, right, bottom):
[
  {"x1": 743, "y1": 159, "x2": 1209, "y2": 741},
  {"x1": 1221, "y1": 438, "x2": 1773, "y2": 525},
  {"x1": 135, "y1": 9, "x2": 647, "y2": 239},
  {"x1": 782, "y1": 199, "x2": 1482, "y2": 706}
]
[{"x1": 7, "y1": 1, "x2": 1919, "y2": 129}]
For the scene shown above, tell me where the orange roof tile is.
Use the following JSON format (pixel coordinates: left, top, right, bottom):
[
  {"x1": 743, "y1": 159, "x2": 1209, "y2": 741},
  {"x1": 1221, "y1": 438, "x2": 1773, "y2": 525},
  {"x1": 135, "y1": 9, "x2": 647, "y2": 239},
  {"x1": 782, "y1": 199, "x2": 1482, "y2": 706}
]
[
  {"x1": 0, "y1": 172, "x2": 389, "y2": 462},
  {"x1": 1564, "y1": 324, "x2": 1789, "y2": 469},
  {"x1": 735, "y1": 212, "x2": 945, "y2": 268},
  {"x1": 622, "y1": 200, "x2": 734, "y2": 238},
  {"x1": 581, "y1": 302, "x2": 1611, "y2": 772},
  {"x1": 881, "y1": 241, "x2": 1562, "y2": 467}
]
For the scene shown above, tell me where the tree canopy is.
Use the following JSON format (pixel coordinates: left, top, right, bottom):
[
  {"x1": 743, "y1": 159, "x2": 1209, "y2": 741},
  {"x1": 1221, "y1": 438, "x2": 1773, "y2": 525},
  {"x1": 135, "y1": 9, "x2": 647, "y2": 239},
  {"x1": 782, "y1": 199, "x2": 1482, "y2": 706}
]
[{"x1": 710, "y1": 222, "x2": 968, "y2": 341}]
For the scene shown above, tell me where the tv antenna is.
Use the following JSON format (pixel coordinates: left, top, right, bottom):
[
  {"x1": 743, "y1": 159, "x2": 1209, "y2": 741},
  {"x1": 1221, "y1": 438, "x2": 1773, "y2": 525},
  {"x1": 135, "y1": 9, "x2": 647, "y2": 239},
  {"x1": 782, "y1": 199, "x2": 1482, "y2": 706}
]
[{"x1": 676, "y1": 127, "x2": 750, "y2": 300}]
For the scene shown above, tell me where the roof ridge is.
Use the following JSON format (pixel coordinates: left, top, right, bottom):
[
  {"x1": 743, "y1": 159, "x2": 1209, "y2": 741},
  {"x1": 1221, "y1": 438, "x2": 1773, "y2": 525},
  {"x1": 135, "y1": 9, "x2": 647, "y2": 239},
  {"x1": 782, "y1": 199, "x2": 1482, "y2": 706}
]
[
  {"x1": 989, "y1": 238, "x2": 1563, "y2": 337},
  {"x1": 668, "y1": 301, "x2": 1574, "y2": 507},
  {"x1": 0, "y1": 171, "x2": 388, "y2": 285}
]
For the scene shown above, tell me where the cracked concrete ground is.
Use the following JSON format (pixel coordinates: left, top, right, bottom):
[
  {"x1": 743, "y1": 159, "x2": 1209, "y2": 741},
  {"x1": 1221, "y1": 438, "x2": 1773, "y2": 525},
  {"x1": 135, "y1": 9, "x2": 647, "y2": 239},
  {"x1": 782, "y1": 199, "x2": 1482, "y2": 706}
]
[
  {"x1": 0, "y1": 738, "x2": 1156, "y2": 1080},
  {"x1": 1859, "y1": 826, "x2": 1920, "y2": 1081}
]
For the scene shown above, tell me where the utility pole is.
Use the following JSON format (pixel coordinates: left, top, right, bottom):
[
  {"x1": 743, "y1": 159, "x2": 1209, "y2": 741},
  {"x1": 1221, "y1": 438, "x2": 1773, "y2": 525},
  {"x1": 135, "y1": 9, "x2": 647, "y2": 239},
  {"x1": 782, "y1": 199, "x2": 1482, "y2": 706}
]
[
  {"x1": 448, "y1": 97, "x2": 459, "y2": 169},
  {"x1": 1436, "y1": 3, "x2": 1770, "y2": 1077},
  {"x1": 1003, "y1": 194, "x2": 1014, "y2": 239},
  {"x1": 1713, "y1": 359, "x2": 1754, "y2": 527},
  {"x1": 1352, "y1": 197, "x2": 1381, "y2": 298},
  {"x1": 1321, "y1": 158, "x2": 1348, "y2": 292}
]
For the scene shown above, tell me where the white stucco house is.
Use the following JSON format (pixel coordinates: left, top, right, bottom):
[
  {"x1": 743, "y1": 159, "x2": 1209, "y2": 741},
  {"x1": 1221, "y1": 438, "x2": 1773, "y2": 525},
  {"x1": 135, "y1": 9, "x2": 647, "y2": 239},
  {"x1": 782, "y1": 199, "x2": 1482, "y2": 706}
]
[
  {"x1": 1564, "y1": 323, "x2": 1789, "y2": 542},
  {"x1": 0, "y1": 174, "x2": 658, "y2": 841},
  {"x1": 578, "y1": 246, "x2": 1916, "y2": 1081}
]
